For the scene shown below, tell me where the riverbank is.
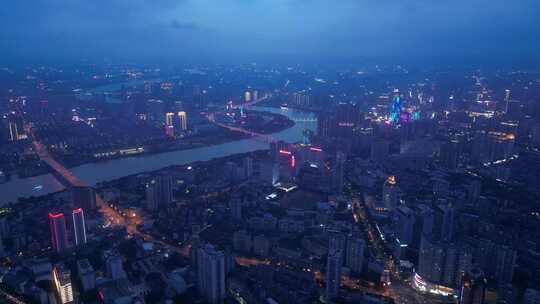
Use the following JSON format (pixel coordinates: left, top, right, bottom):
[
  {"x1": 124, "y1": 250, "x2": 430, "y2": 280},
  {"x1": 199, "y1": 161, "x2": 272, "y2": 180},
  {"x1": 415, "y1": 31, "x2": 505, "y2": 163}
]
[{"x1": 0, "y1": 106, "x2": 316, "y2": 205}]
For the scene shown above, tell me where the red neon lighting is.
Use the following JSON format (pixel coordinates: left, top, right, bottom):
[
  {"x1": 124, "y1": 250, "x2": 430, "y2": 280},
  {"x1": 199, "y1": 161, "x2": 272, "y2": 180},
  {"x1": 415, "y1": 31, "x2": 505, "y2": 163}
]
[
  {"x1": 279, "y1": 150, "x2": 292, "y2": 155},
  {"x1": 291, "y1": 155, "x2": 296, "y2": 167},
  {"x1": 48, "y1": 212, "x2": 64, "y2": 219},
  {"x1": 309, "y1": 147, "x2": 323, "y2": 152},
  {"x1": 73, "y1": 208, "x2": 83, "y2": 213}
]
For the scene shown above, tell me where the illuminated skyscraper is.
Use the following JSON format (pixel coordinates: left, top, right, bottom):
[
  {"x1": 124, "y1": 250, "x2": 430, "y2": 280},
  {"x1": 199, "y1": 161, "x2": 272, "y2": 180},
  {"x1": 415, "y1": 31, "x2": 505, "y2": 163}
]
[
  {"x1": 49, "y1": 212, "x2": 68, "y2": 253},
  {"x1": 53, "y1": 264, "x2": 74, "y2": 304},
  {"x1": 165, "y1": 112, "x2": 175, "y2": 137},
  {"x1": 390, "y1": 90, "x2": 403, "y2": 124},
  {"x1": 177, "y1": 111, "x2": 188, "y2": 131},
  {"x1": 382, "y1": 176, "x2": 400, "y2": 211},
  {"x1": 72, "y1": 208, "x2": 87, "y2": 246}
]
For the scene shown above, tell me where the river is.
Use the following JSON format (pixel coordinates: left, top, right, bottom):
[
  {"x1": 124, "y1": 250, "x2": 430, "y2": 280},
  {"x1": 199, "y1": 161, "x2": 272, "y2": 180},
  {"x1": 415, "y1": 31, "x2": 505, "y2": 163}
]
[{"x1": 0, "y1": 106, "x2": 316, "y2": 204}]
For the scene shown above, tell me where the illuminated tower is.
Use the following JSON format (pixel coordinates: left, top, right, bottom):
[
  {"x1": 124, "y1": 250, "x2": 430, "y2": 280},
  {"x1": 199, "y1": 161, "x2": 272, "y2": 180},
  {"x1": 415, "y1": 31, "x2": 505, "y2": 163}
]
[
  {"x1": 72, "y1": 208, "x2": 87, "y2": 246},
  {"x1": 382, "y1": 176, "x2": 400, "y2": 211},
  {"x1": 165, "y1": 112, "x2": 175, "y2": 137},
  {"x1": 49, "y1": 212, "x2": 68, "y2": 253},
  {"x1": 504, "y1": 89, "x2": 511, "y2": 113},
  {"x1": 177, "y1": 111, "x2": 188, "y2": 131},
  {"x1": 53, "y1": 264, "x2": 74, "y2": 304},
  {"x1": 390, "y1": 90, "x2": 403, "y2": 124}
]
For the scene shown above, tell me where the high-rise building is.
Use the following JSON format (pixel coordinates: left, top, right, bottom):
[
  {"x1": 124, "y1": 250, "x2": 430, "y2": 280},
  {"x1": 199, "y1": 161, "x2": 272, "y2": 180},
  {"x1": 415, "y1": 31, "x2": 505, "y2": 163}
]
[
  {"x1": 233, "y1": 230, "x2": 252, "y2": 253},
  {"x1": 382, "y1": 176, "x2": 400, "y2": 211},
  {"x1": 177, "y1": 111, "x2": 188, "y2": 131},
  {"x1": 326, "y1": 248, "x2": 343, "y2": 302},
  {"x1": 396, "y1": 206, "x2": 415, "y2": 246},
  {"x1": 504, "y1": 89, "x2": 511, "y2": 113},
  {"x1": 197, "y1": 244, "x2": 226, "y2": 304},
  {"x1": 145, "y1": 174, "x2": 173, "y2": 211},
  {"x1": 77, "y1": 259, "x2": 96, "y2": 292},
  {"x1": 345, "y1": 237, "x2": 365, "y2": 274},
  {"x1": 243, "y1": 156, "x2": 253, "y2": 179},
  {"x1": 230, "y1": 197, "x2": 242, "y2": 221},
  {"x1": 434, "y1": 203, "x2": 456, "y2": 242},
  {"x1": 332, "y1": 152, "x2": 346, "y2": 194},
  {"x1": 72, "y1": 208, "x2": 87, "y2": 246},
  {"x1": 71, "y1": 186, "x2": 97, "y2": 211},
  {"x1": 106, "y1": 254, "x2": 126, "y2": 280},
  {"x1": 49, "y1": 212, "x2": 68, "y2": 253},
  {"x1": 53, "y1": 264, "x2": 74, "y2": 304},
  {"x1": 165, "y1": 112, "x2": 175, "y2": 137},
  {"x1": 495, "y1": 245, "x2": 516, "y2": 285},
  {"x1": 440, "y1": 140, "x2": 460, "y2": 170},
  {"x1": 253, "y1": 235, "x2": 270, "y2": 257},
  {"x1": 459, "y1": 268, "x2": 486, "y2": 304},
  {"x1": 371, "y1": 139, "x2": 390, "y2": 163}
]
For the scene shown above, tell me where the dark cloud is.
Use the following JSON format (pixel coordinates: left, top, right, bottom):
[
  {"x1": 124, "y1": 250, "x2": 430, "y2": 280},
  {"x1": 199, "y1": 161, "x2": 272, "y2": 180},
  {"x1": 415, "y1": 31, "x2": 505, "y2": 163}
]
[{"x1": 0, "y1": 0, "x2": 539, "y2": 63}]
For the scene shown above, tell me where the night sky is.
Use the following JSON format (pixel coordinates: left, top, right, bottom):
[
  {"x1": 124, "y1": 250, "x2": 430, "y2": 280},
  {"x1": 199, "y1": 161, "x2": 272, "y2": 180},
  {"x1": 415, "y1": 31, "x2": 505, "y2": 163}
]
[{"x1": 1, "y1": 0, "x2": 539, "y2": 63}]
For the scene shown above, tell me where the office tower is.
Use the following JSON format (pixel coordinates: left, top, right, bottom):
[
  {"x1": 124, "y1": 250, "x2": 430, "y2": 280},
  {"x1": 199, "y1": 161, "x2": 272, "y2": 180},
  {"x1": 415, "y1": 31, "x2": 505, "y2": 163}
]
[
  {"x1": 326, "y1": 249, "x2": 343, "y2": 302},
  {"x1": 71, "y1": 186, "x2": 97, "y2": 211},
  {"x1": 395, "y1": 206, "x2": 415, "y2": 246},
  {"x1": 230, "y1": 197, "x2": 242, "y2": 221},
  {"x1": 106, "y1": 255, "x2": 126, "y2": 280},
  {"x1": 77, "y1": 259, "x2": 96, "y2": 292},
  {"x1": 440, "y1": 140, "x2": 460, "y2": 170},
  {"x1": 459, "y1": 268, "x2": 486, "y2": 304},
  {"x1": 53, "y1": 264, "x2": 74, "y2": 304},
  {"x1": 145, "y1": 174, "x2": 173, "y2": 211},
  {"x1": 243, "y1": 156, "x2": 253, "y2": 179},
  {"x1": 495, "y1": 245, "x2": 516, "y2": 284},
  {"x1": 345, "y1": 237, "x2": 365, "y2": 274},
  {"x1": 332, "y1": 152, "x2": 346, "y2": 194},
  {"x1": 197, "y1": 244, "x2": 226, "y2": 304},
  {"x1": 177, "y1": 111, "x2": 188, "y2": 131},
  {"x1": 233, "y1": 230, "x2": 252, "y2": 253},
  {"x1": 382, "y1": 176, "x2": 400, "y2": 211},
  {"x1": 72, "y1": 208, "x2": 87, "y2": 246},
  {"x1": 49, "y1": 212, "x2": 68, "y2": 253}
]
